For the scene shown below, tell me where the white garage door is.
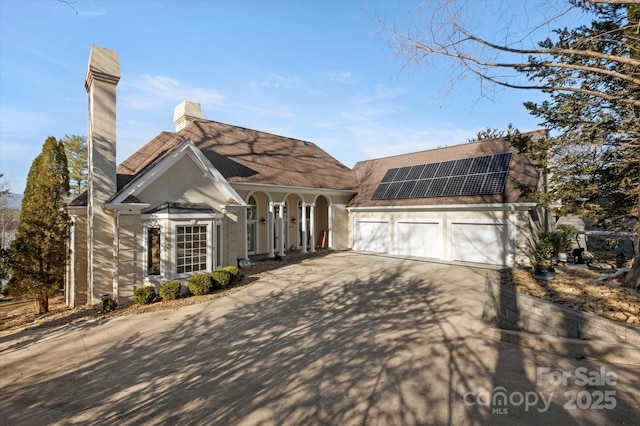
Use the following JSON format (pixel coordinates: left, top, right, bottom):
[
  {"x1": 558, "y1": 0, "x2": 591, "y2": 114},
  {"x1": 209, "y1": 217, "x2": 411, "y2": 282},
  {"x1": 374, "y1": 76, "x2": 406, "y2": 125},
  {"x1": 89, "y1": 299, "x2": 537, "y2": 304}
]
[
  {"x1": 396, "y1": 222, "x2": 443, "y2": 259},
  {"x1": 451, "y1": 222, "x2": 508, "y2": 265},
  {"x1": 354, "y1": 221, "x2": 390, "y2": 253}
]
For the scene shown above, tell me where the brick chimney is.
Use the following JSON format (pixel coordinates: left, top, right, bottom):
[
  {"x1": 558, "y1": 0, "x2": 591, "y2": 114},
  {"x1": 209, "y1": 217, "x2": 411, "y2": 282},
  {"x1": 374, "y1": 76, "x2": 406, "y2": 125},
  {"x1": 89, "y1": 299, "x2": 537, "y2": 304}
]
[
  {"x1": 85, "y1": 45, "x2": 120, "y2": 304},
  {"x1": 174, "y1": 100, "x2": 202, "y2": 131}
]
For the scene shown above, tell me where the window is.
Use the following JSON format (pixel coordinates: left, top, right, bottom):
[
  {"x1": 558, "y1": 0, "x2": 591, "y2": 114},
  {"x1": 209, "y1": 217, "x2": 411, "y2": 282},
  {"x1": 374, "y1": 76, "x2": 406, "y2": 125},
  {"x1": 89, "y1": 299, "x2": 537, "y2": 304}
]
[
  {"x1": 176, "y1": 225, "x2": 208, "y2": 274},
  {"x1": 247, "y1": 196, "x2": 257, "y2": 254},
  {"x1": 147, "y1": 227, "x2": 161, "y2": 275}
]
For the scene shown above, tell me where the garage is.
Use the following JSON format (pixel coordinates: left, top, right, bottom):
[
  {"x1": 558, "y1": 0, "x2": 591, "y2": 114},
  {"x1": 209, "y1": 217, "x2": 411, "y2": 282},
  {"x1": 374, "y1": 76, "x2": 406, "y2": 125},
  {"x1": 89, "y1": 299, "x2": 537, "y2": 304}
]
[
  {"x1": 395, "y1": 221, "x2": 443, "y2": 259},
  {"x1": 450, "y1": 222, "x2": 509, "y2": 265},
  {"x1": 354, "y1": 220, "x2": 390, "y2": 253}
]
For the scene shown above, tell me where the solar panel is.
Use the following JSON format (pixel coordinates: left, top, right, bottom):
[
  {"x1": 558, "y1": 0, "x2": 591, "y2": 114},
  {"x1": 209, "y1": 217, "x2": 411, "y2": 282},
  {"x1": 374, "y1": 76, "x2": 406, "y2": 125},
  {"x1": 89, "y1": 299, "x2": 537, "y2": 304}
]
[
  {"x1": 397, "y1": 181, "x2": 417, "y2": 198},
  {"x1": 407, "y1": 164, "x2": 425, "y2": 180},
  {"x1": 434, "y1": 160, "x2": 456, "y2": 177},
  {"x1": 394, "y1": 167, "x2": 411, "y2": 182},
  {"x1": 384, "y1": 182, "x2": 403, "y2": 199},
  {"x1": 461, "y1": 174, "x2": 485, "y2": 196},
  {"x1": 426, "y1": 177, "x2": 448, "y2": 197},
  {"x1": 411, "y1": 179, "x2": 431, "y2": 198},
  {"x1": 370, "y1": 151, "x2": 513, "y2": 200},
  {"x1": 451, "y1": 158, "x2": 473, "y2": 176},
  {"x1": 444, "y1": 175, "x2": 466, "y2": 195},
  {"x1": 470, "y1": 155, "x2": 492, "y2": 174},
  {"x1": 420, "y1": 163, "x2": 439, "y2": 179},
  {"x1": 371, "y1": 182, "x2": 390, "y2": 199},
  {"x1": 489, "y1": 152, "x2": 512, "y2": 173},
  {"x1": 381, "y1": 168, "x2": 399, "y2": 183},
  {"x1": 483, "y1": 172, "x2": 508, "y2": 194}
]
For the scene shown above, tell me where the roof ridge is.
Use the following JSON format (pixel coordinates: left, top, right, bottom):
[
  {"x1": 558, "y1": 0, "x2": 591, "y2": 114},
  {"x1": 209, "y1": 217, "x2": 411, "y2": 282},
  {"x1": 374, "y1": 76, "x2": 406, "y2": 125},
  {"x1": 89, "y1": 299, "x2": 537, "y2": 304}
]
[{"x1": 352, "y1": 129, "x2": 546, "y2": 166}]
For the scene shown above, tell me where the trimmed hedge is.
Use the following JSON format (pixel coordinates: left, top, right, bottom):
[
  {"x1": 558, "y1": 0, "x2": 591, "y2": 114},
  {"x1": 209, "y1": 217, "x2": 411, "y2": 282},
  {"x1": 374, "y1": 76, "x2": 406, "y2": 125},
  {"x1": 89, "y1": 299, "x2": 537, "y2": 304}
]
[
  {"x1": 221, "y1": 266, "x2": 242, "y2": 284},
  {"x1": 134, "y1": 286, "x2": 157, "y2": 305},
  {"x1": 159, "y1": 280, "x2": 181, "y2": 301},
  {"x1": 187, "y1": 273, "x2": 212, "y2": 295},
  {"x1": 102, "y1": 296, "x2": 118, "y2": 312},
  {"x1": 211, "y1": 270, "x2": 232, "y2": 289}
]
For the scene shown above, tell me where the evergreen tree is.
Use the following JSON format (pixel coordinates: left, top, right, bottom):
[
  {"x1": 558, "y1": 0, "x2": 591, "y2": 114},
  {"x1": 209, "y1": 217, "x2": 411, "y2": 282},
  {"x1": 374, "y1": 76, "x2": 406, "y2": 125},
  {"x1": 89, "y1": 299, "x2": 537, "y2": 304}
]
[
  {"x1": 61, "y1": 134, "x2": 87, "y2": 197},
  {"x1": 9, "y1": 136, "x2": 71, "y2": 314},
  {"x1": 517, "y1": 3, "x2": 638, "y2": 231}
]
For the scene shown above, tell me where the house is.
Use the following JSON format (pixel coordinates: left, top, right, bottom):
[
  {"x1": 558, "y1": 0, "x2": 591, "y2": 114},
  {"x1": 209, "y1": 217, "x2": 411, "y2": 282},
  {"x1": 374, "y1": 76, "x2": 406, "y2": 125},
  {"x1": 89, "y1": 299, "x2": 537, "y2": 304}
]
[{"x1": 66, "y1": 45, "x2": 543, "y2": 306}]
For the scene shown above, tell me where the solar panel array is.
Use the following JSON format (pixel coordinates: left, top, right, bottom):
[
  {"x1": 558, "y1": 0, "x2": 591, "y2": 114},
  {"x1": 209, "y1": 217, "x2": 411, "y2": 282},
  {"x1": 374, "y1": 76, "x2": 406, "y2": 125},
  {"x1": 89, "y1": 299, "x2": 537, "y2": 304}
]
[{"x1": 371, "y1": 152, "x2": 513, "y2": 200}]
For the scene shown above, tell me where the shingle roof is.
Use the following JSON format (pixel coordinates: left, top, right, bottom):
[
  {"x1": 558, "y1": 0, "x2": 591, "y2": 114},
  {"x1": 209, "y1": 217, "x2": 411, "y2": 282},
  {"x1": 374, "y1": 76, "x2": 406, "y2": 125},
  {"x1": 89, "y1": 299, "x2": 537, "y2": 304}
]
[
  {"x1": 348, "y1": 131, "x2": 544, "y2": 208},
  {"x1": 70, "y1": 118, "x2": 357, "y2": 206}
]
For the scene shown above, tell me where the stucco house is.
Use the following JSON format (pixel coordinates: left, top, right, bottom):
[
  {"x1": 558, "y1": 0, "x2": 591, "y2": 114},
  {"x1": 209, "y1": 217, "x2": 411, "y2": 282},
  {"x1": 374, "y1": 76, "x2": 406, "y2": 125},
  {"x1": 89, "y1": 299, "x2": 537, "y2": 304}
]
[{"x1": 66, "y1": 45, "x2": 544, "y2": 306}]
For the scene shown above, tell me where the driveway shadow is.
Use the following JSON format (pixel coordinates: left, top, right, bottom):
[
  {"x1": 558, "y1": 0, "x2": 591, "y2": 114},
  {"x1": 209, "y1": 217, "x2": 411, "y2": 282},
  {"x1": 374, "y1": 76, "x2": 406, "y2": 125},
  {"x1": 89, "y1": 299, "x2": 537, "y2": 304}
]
[{"x1": 0, "y1": 253, "x2": 638, "y2": 425}]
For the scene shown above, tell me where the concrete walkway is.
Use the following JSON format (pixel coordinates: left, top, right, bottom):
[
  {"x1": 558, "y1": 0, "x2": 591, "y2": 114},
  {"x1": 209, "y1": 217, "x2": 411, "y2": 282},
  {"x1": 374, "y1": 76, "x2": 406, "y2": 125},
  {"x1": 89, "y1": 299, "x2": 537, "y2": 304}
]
[{"x1": 1, "y1": 252, "x2": 638, "y2": 425}]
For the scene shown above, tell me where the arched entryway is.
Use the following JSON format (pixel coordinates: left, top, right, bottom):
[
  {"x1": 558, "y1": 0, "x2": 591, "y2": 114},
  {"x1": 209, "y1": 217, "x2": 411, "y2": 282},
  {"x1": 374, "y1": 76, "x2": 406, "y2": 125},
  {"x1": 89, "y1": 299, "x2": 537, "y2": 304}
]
[
  {"x1": 245, "y1": 192, "x2": 271, "y2": 255},
  {"x1": 314, "y1": 195, "x2": 331, "y2": 249}
]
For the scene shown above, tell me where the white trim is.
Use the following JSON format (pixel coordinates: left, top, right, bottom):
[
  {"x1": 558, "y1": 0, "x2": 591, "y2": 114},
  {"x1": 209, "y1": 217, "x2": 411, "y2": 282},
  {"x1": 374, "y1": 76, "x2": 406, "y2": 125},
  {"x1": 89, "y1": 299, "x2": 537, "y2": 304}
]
[
  {"x1": 110, "y1": 139, "x2": 246, "y2": 207},
  {"x1": 143, "y1": 221, "x2": 167, "y2": 281},
  {"x1": 347, "y1": 202, "x2": 537, "y2": 212},
  {"x1": 105, "y1": 203, "x2": 149, "y2": 213},
  {"x1": 142, "y1": 212, "x2": 224, "y2": 220},
  {"x1": 231, "y1": 181, "x2": 356, "y2": 197},
  {"x1": 173, "y1": 221, "x2": 214, "y2": 279}
]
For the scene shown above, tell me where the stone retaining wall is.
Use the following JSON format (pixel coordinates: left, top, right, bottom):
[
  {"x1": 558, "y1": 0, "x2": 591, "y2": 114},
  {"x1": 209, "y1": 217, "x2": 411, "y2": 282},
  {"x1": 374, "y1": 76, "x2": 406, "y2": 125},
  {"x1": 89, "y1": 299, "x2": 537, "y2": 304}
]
[{"x1": 482, "y1": 271, "x2": 640, "y2": 346}]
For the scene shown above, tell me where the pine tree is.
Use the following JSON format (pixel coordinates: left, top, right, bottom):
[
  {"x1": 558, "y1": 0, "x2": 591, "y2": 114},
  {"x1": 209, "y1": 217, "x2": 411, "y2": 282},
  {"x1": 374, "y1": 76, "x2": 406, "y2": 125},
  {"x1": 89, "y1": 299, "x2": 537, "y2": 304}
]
[{"x1": 9, "y1": 136, "x2": 71, "y2": 314}]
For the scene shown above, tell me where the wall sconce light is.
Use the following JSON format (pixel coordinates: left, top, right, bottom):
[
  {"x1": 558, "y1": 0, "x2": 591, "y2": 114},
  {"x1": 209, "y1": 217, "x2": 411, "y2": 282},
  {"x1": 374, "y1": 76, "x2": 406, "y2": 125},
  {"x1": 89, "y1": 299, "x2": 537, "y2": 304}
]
[
  {"x1": 260, "y1": 217, "x2": 266, "y2": 225},
  {"x1": 291, "y1": 218, "x2": 297, "y2": 225}
]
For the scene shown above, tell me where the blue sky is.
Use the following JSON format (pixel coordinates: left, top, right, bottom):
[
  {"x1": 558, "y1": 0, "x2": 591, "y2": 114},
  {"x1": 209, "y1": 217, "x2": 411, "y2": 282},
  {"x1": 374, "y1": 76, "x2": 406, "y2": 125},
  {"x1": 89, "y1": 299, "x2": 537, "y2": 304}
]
[{"x1": 0, "y1": 0, "x2": 574, "y2": 194}]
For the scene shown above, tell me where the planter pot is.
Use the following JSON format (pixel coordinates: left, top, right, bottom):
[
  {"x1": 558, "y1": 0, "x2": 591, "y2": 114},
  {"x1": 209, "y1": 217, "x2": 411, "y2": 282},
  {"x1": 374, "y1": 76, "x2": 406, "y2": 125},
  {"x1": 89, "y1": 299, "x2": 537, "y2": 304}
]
[{"x1": 532, "y1": 265, "x2": 556, "y2": 281}]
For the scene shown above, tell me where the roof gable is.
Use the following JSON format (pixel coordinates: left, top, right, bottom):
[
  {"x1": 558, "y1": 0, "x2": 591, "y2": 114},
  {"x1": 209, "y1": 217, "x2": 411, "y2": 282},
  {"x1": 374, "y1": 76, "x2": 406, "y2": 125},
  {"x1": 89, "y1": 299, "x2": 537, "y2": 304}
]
[{"x1": 111, "y1": 139, "x2": 245, "y2": 206}]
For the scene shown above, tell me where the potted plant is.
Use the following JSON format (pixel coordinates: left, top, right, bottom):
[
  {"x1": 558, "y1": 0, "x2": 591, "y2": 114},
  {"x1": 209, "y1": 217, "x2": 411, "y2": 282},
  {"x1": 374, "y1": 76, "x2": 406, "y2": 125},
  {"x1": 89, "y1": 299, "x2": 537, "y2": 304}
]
[
  {"x1": 531, "y1": 225, "x2": 577, "y2": 280},
  {"x1": 532, "y1": 231, "x2": 557, "y2": 280}
]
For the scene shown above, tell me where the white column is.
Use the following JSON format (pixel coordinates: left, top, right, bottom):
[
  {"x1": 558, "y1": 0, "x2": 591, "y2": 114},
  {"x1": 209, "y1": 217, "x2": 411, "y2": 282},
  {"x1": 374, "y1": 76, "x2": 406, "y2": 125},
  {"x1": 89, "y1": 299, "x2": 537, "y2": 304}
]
[
  {"x1": 268, "y1": 202, "x2": 275, "y2": 258},
  {"x1": 237, "y1": 209, "x2": 248, "y2": 260},
  {"x1": 301, "y1": 202, "x2": 308, "y2": 254},
  {"x1": 309, "y1": 203, "x2": 316, "y2": 253},
  {"x1": 66, "y1": 216, "x2": 76, "y2": 307},
  {"x1": 327, "y1": 202, "x2": 333, "y2": 249},
  {"x1": 112, "y1": 210, "x2": 120, "y2": 302},
  {"x1": 278, "y1": 203, "x2": 286, "y2": 257}
]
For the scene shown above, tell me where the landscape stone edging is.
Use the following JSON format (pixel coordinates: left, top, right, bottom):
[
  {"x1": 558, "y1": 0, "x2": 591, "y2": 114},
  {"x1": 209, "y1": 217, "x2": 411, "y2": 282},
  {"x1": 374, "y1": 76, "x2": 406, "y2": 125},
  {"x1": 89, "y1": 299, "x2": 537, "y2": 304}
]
[{"x1": 481, "y1": 270, "x2": 640, "y2": 346}]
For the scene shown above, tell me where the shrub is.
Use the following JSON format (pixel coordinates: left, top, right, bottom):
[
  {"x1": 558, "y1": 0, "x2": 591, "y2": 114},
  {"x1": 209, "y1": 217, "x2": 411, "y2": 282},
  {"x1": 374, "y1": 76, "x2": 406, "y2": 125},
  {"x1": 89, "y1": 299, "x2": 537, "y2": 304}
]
[
  {"x1": 133, "y1": 286, "x2": 157, "y2": 305},
  {"x1": 210, "y1": 270, "x2": 232, "y2": 289},
  {"x1": 101, "y1": 296, "x2": 118, "y2": 312},
  {"x1": 221, "y1": 266, "x2": 242, "y2": 285},
  {"x1": 187, "y1": 273, "x2": 212, "y2": 295},
  {"x1": 159, "y1": 280, "x2": 181, "y2": 301}
]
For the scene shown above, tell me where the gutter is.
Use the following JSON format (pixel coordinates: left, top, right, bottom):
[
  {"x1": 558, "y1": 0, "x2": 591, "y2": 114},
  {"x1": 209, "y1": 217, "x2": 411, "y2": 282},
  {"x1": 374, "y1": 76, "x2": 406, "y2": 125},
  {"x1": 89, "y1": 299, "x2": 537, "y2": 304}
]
[{"x1": 346, "y1": 202, "x2": 537, "y2": 213}]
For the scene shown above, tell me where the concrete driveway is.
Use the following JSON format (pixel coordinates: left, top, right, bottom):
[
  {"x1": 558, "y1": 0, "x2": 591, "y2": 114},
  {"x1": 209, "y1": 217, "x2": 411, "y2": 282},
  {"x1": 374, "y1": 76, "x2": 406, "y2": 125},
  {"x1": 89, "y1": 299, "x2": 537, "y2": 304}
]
[{"x1": 1, "y1": 252, "x2": 638, "y2": 425}]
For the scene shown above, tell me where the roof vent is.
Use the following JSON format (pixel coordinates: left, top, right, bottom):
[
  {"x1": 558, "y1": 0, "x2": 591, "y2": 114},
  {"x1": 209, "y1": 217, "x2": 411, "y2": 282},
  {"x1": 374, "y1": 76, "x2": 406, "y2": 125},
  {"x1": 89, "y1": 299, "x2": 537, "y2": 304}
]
[{"x1": 174, "y1": 100, "x2": 202, "y2": 131}]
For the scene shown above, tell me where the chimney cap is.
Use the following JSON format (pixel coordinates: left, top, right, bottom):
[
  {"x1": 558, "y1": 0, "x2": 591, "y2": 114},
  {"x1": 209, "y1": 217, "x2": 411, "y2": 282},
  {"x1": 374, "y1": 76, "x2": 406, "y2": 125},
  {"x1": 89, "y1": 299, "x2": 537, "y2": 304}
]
[
  {"x1": 174, "y1": 101, "x2": 202, "y2": 131},
  {"x1": 86, "y1": 45, "x2": 120, "y2": 89}
]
